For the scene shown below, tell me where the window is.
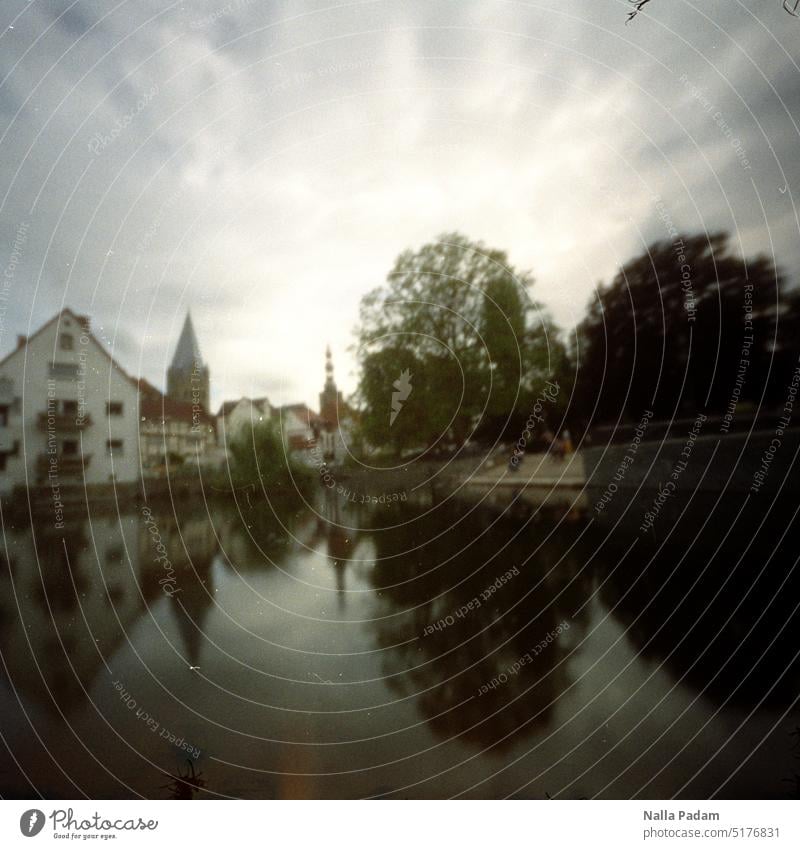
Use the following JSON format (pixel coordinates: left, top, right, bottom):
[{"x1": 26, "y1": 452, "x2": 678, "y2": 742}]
[
  {"x1": 49, "y1": 362, "x2": 78, "y2": 380},
  {"x1": 0, "y1": 405, "x2": 8, "y2": 427},
  {"x1": 106, "y1": 439, "x2": 123, "y2": 455},
  {"x1": 106, "y1": 401, "x2": 123, "y2": 416},
  {"x1": 62, "y1": 400, "x2": 78, "y2": 416},
  {"x1": 62, "y1": 440, "x2": 78, "y2": 456},
  {"x1": 0, "y1": 440, "x2": 18, "y2": 468},
  {"x1": 60, "y1": 333, "x2": 74, "y2": 351}
]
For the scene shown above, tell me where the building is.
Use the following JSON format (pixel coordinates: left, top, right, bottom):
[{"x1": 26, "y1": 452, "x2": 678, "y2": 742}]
[
  {"x1": 138, "y1": 313, "x2": 220, "y2": 474},
  {"x1": 317, "y1": 345, "x2": 356, "y2": 464},
  {"x1": 0, "y1": 308, "x2": 140, "y2": 496},
  {"x1": 139, "y1": 386, "x2": 218, "y2": 475},
  {"x1": 166, "y1": 312, "x2": 209, "y2": 412},
  {"x1": 278, "y1": 403, "x2": 323, "y2": 454},
  {"x1": 216, "y1": 397, "x2": 272, "y2": 449}
]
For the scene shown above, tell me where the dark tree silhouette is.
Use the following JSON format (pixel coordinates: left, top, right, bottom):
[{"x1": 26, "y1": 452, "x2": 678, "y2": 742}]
[{"x1": 574, "y1": 232, "x2": 798, "y2": 426}]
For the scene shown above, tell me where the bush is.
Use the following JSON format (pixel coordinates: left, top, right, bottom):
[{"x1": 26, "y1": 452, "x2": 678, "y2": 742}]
[{"x1": 226, "y1": 420, "x2": 315, "y2": 507}]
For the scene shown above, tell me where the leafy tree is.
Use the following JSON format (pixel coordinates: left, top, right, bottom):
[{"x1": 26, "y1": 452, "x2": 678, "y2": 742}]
[
  {"x1": 354, "y1": 232, "x2": 562, "y2": 452},
  {"x1": 226, "y1": 420, "x2": 315, "y2": 511}
]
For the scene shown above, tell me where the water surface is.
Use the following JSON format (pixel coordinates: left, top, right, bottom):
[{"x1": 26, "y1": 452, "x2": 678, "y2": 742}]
[{"x1": 0, "y1": 490, "x2": 797, "y2": 799}]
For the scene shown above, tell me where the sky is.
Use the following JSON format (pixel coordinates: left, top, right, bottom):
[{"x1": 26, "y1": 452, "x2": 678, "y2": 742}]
[{"x1": 0, "y1": 0, "x2": 799, "y2": 411}]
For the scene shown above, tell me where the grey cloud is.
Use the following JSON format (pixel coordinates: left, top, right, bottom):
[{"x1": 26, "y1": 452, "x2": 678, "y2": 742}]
[{"x1": 0, "y1": 0, "x2": 798, "y2": 408}]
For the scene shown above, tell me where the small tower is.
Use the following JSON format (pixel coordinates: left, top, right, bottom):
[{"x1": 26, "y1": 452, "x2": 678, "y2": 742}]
[
  {"x1": 318, "y1": 345, "x2": 344, "y2": 462},
  {"x1": 319, "y1": 344, "x2": 343, "y2": 425},
  {"x1": 167, "y1": 313, "x2": 210, "y2": 411}
]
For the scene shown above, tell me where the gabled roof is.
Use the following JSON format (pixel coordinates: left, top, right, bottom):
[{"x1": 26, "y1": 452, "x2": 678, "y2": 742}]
[
  {"x1": 138, "y1": 378, "x2": 163, "y2": 399},
  {"x1": 216, "y1": 399, "x2": 240, "y2": 418},
  {"x1": 170, "y1": 312, "x2": 204, "y2": 371},
  {"x1": 140, "y1": 394, "x2": 214, "y2": 426},
  {"x1": 216, "y1": 396, "x2": 271, "y2": 418},
  {"x1": 0, "y1": 307, "x2": 139, "y2": 388},
  {"x1": 278, "y1": 403, "x2": 322, "y2": 427}
]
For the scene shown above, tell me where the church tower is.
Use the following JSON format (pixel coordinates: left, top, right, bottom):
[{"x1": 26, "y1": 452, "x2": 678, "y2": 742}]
[
  {"x1": 318, "y1": 344, "x2": 343, "y2": 426},
  {"x1": 167, "y1": 312, "x2": 210, "y2": 411},
  {"x1": 318, "y1": 345, "x2": 344, "y2": 462}
]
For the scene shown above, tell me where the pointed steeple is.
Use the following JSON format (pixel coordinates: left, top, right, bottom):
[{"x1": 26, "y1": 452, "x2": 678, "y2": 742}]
[
  {"x1": 171, "y1": 312, "x2": 204, "y2": 371},
  {"x1": 166, "y1": 311, "x2": 210, "y2": 411},
  {"x1": 324, "y1": 343, "x2": 335, "y2": 390}
]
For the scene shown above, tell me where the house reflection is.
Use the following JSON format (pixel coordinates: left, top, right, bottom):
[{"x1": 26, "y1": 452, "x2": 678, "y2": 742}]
[
  {"x1": 0, "y1": 511, "x2": 155, "y2": 714},
  {"x1": 137, "y1": 511, "x2": 218, "y2": 669},
  {"x1": 0, "y1": 506, "x2": 219, "y2": 714}
]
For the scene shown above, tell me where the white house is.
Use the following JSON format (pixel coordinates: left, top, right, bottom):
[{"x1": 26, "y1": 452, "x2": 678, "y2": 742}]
[
  {"x1": 215, "y1": 397, "x2": 271, "y2": 449},
  {"x1": 0, "y1": 308, "x2": 140, "y2": 497},
  {"x1": 277, "y1": 403, "x2": 322, "y2": 455}
]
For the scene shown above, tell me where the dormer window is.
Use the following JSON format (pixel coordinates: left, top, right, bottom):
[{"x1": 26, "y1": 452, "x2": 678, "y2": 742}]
[{"x1": 60, "y1": 333, "x2": 74, "y2": 351}]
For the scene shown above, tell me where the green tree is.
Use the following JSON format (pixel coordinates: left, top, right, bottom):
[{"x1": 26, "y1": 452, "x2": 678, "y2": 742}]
[
  {"x1": 354, "y1": 232, "x2": 561, "y2": 452},
  {"x1": 226, "y1": 420, "x2": 315, "y2": 514}
]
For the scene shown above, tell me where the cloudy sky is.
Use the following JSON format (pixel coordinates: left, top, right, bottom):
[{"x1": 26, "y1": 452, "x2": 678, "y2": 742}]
[{"x1": 0, "y1": 0, "x2": 798, "y2": 410}]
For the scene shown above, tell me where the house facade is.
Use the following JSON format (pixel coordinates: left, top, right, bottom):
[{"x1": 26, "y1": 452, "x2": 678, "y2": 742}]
[
  {"x1": 0, "y1": 309, "x2": 140, "y2": 496},
  {"x1": 278, "y1": 403, "x2": 322, "y2": 455},
  {"x1": 216, "y1": 397, "x2": 271, "y2": 449}
]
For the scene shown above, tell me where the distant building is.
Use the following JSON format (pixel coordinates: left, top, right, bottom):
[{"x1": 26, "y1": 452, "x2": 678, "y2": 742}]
[
  {"x1": 139, "y1": 386, "x2": 218, "y2": 475},
  {"x1": 216, "y1": 397, "x2": 272, "y2": 449},
  {"x1": 137, "y1": 312, "x2": 221, "y2": 474},
  {"x1": 278, "y1": 403, "x2": 323, "y2": 454},
  {"x1": 317, "y1": 345, "x2": 356, "y2": 463},
  {"x1": 0, "y1": 308, "x2": 140, "y2": 496},
  {"x1": 166, "y1": 313, "x2": 209, "y2": 412}
]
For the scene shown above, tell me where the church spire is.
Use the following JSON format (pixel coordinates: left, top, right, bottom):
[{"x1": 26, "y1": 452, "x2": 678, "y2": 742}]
[
  {"x1": 319, "y1": 343, "x2": 341, "y2": 431},
  {"x1": 167, "y1": 311, "x2": 210, "y2": 411},
  {"x1": 171, "y1": 312, "x2": 204, "y2": 371}
]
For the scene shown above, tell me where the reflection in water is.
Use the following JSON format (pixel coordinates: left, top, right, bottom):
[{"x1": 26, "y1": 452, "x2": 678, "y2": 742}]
[
  {"x1": 595, "y1": 501, "x2": 800, "y2": 709},
  {"x1": 366, "y1": 500, "x2": 589, "y2": 752},
  {"x1": 0, "y1": 493, "x2": 797, "y2": 798},
  {"x1": 160, "y1": 760, "x2": 207, "y2": 800}
]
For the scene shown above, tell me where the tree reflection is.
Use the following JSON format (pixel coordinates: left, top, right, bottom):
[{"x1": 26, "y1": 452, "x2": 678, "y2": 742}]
[
  {"x1": 364, "y1": 500, "x2": 592, "y2": 751},
  {"x1": 595, "y1": 503, "x2": 800, "y2": 708}
]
